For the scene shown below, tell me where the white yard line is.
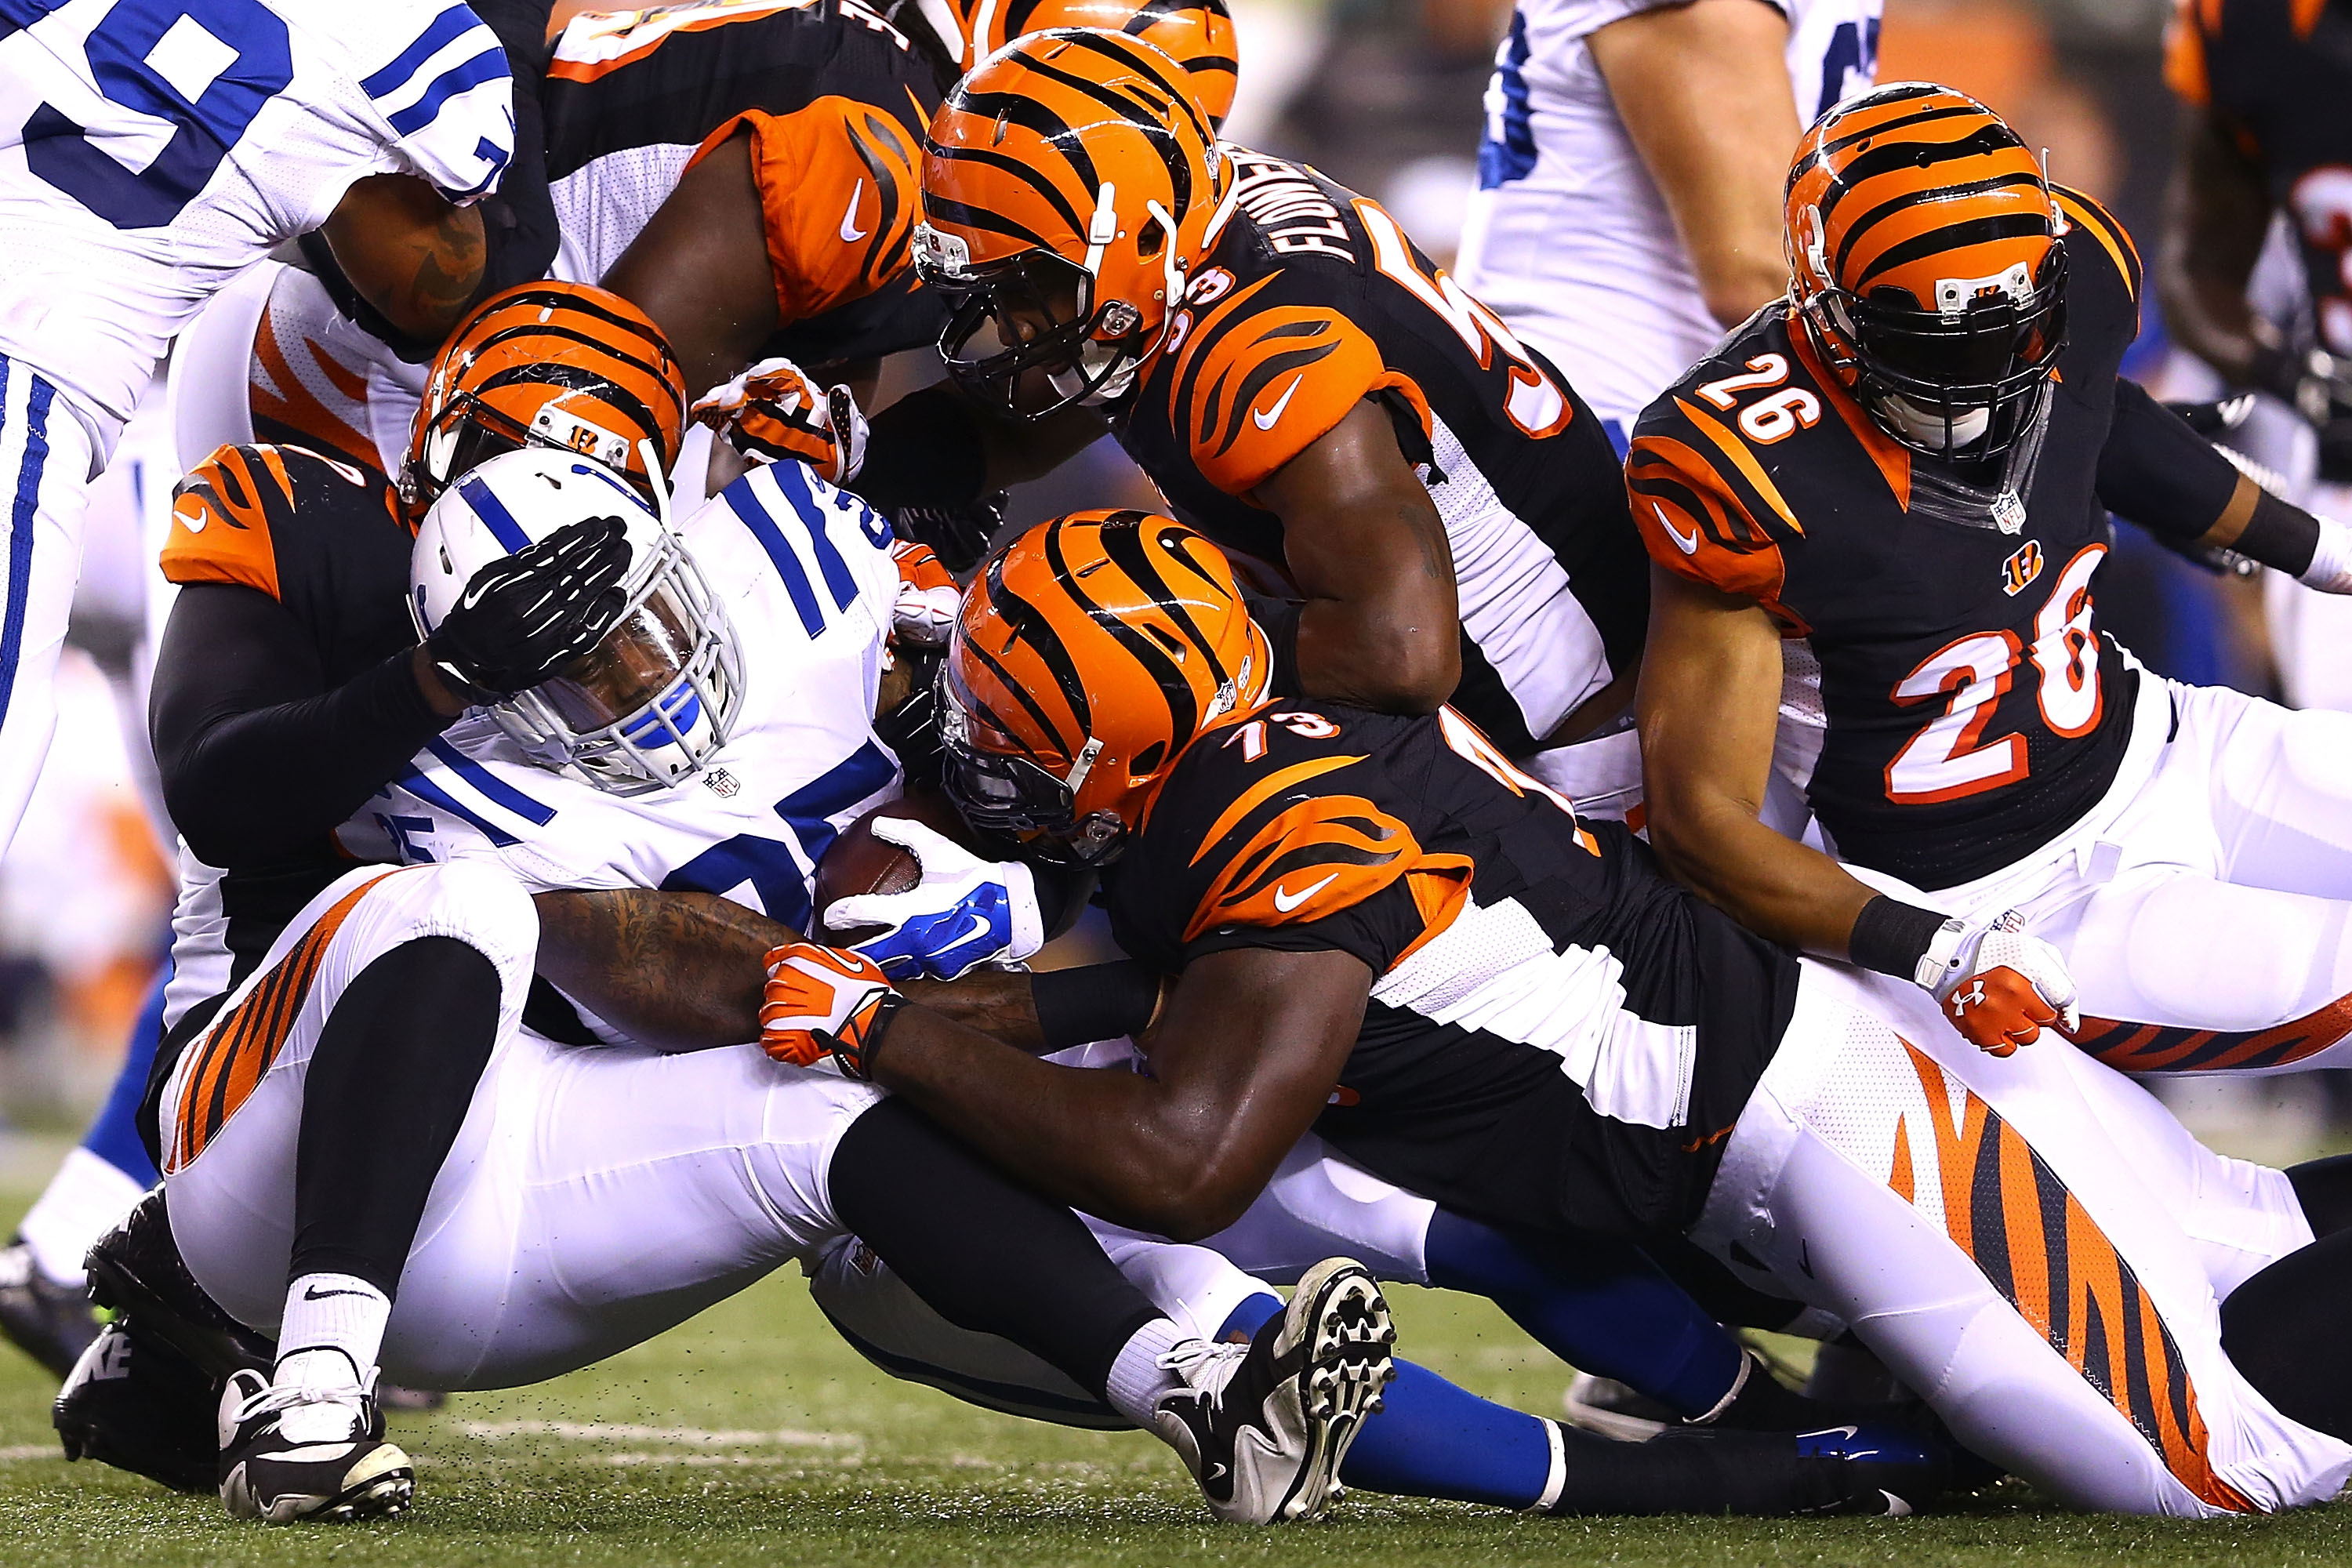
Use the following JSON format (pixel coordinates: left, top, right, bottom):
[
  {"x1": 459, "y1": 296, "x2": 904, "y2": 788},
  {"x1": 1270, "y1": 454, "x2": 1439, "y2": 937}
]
[{"x1": 456, "y1": 1420, "x2": 861, "y2": 1450}]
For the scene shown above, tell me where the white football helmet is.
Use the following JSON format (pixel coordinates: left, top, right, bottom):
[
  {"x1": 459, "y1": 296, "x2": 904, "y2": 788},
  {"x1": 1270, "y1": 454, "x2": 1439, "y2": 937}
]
[{"x1": 412, "y1": 448, "x2": 743, "y2": 796}]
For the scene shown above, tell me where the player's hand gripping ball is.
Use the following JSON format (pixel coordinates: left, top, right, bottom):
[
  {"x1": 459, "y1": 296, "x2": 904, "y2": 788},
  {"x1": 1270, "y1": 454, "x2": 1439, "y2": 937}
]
[
  {"x1": 761, "y1": 944, "x2": 902, "y2": 1078},
  {"x1": 1932, "y1": 911, "x2": 2080, "y2": 1056},
  {"x1": 825, "y1": 817, "x2": 1044, "y2": 982},
  {"x1": 692, "y1": 357, "x2": 869, "y2": 482}
]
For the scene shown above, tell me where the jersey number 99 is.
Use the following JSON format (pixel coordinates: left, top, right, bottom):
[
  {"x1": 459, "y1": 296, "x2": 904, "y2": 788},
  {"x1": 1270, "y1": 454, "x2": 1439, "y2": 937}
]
[{"x1": 17, "y1": 0, "x2": 293, "y2": 229}]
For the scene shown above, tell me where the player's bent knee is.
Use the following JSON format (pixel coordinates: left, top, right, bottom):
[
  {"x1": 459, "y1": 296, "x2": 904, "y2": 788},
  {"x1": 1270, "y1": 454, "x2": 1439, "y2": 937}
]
[{"x1": 366, "y1": 862, "x2": 540, "y2": 989}]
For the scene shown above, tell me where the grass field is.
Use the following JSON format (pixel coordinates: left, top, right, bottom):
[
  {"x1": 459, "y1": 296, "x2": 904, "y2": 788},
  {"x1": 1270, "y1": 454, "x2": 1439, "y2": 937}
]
[{"x1": 2, "y1": 1157, "x2": 2350, "y2": 1565}]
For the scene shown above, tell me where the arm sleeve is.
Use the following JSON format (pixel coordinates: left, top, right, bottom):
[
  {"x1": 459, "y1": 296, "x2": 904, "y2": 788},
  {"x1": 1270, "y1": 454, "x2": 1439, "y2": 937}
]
[
  {"x1": 2096, "y1": 377, "x2": 2247, "y2": 545},
  {"x1": 151, "y1": 585, "x2": 456, "y2": 867}
]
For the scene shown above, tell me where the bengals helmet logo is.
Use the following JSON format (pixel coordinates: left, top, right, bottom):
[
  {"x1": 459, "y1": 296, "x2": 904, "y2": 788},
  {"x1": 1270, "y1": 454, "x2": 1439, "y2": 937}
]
[{"x1": 2002, "y1": 539, "x2": 2044, "y2": 597}]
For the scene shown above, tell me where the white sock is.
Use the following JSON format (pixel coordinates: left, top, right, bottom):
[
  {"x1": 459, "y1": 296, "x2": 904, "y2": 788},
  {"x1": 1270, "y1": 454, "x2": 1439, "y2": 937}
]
[
  {"x1": 1102, "y1": 1316, "x2": 1189, "y2": 1426},
  {"x1": 17, "y1": 1149, "x2": 147, "y2": 1287},
  {"x1": 274, "y1": 1274, "x2": 390, "y2": 1390}
]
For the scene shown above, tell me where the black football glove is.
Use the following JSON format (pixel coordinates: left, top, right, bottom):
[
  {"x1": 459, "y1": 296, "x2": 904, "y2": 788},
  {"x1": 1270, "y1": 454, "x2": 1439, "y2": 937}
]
[
  {"x1": 889, "y1": 491, "x2": 1010, "y2": 575},
  {"x1": 426, "y1": 516, "x2": 633, "y2": 705}
]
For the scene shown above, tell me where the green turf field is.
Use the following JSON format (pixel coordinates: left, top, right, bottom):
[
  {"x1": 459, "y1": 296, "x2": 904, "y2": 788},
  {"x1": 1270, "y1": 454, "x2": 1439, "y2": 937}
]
[{"x1": 1, "y1": 1160, "x2": 2348, "y2": 1565}]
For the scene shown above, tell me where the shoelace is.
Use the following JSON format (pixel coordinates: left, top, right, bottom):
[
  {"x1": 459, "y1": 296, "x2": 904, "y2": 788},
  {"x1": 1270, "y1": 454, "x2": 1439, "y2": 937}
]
[
  {"x1": 229, "y1": 1377, "x2": 372, "y2": 1429},
  {"x1": 1156, "y1": 1338, "x2": 1250, "y2": 1397}
]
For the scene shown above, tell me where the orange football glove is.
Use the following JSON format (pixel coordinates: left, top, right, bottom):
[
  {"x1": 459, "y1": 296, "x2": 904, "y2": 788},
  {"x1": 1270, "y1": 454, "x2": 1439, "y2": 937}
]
[
  {"x1": 761, "y1": 942, "x2": 901, "y2": 1077},
  {"x1": 1927, "y1": 913, "x2": 2080, "y2": 1056},
  {"x1": 888, "y1": 538, "x2": 960, "y2": 647},
  {"x1": 692, "y1": 358, "x2": 869, "y2": 483}
]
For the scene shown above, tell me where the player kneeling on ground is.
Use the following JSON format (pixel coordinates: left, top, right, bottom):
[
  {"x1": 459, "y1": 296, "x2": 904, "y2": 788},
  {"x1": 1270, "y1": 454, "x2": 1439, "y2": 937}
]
[{"x1": 760, "y1": 510, "x2": 2352, "y2": 1516}]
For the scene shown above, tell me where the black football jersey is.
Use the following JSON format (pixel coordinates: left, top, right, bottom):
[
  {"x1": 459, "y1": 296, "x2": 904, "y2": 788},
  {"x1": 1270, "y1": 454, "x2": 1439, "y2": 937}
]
[
  {"x1": 2169, "y1": 0, "x2": 2352, "y2": 358},
  {"x1": 1110, "y1": 147, "x2": 1646, "y2": 754},
  {"x1": 542, "y1": 0, "x2": 953, "y2": 370},
  {"x1": 1103, "y1": 702, "x2": 1796, "y2": 1239},
  {"x1": 1627, "y1": 187, "x2": 2151, "y2": 889}
]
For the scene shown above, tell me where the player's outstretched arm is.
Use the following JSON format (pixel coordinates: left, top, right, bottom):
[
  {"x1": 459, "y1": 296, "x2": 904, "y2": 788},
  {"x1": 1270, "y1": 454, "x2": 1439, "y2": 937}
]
[
  {"x1": 1255, "y1": 400, "x2": 1462, "y2": 713},
  {"x1": 1636, "y1": 564, "x2": 1873, "y2": 956},
  {"x1": 602, "y1": 130, "x2": 779, "y2": 404},
  {"x1": 1588, "y1": 0, "x2": 1800, "y2": 329},
  {"x1": 804, "y1": 945, "x2": 1370, "y2": 1240},
  {"x1": 532, "y1": 888, "x2": 799, "y2": 1052},
  {"x1": 320, "y1": 174, "x2": 489, "y2": 350}
]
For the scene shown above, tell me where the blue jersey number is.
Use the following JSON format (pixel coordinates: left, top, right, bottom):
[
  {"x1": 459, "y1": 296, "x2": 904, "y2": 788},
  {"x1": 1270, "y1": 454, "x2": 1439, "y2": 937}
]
[
  {"x1": 1816, "y1": 17, "x2": 1882, "y2": 123},
  {"x1": 9, "y1": 0, "x2": 293, "y2": 229},
  {"x1": 661, "y1": 741, "x2": 899, "y2": 932}
]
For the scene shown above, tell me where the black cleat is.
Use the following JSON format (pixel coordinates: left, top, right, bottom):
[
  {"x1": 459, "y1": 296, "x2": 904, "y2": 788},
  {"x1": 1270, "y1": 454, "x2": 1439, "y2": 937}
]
[
  {"x1": 83, "y1": 1189, "x2": 271, "y2": 1379},
  {"x1": 1152, "y1": 1256, "x2": 1396, "y2": 1524},
  {"x1": 53, "y1": 1319, "x2": 220, "y2": 1493},
  {"x1": 0, "y1": 1236, "x2": 100, "y2": 1379},
  {"x1": 217, "y1": 1361, "x2": 414, "y2": 1523}
]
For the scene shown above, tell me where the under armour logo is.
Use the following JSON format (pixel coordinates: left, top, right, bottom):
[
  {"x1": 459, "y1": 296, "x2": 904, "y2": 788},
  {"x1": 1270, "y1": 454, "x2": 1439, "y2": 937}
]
[{"x1": 1950, "y1": 981, "x2": 1987, "y2": 1015}]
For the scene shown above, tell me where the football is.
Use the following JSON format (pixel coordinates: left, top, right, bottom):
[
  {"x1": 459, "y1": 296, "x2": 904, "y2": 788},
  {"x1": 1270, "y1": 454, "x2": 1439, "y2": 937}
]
[{"x1": 812, "y1": 789, "x2": 968, "y2": 942}]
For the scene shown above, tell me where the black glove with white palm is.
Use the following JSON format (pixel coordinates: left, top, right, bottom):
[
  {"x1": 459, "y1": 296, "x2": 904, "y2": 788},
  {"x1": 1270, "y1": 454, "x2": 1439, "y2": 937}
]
[{"x1": 423, "y1": 516, "x2": 633, "y2": 706}]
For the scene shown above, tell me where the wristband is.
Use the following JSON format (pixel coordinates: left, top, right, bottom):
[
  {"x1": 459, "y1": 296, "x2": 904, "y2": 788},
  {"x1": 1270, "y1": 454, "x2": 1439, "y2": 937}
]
[
  {"x1": 1846, "y1": 895, "x2": 1959, "y2": 987},
  {"x1": 833, "y1": 990, "x2": 906, "y2": 1082},
  {"x1": 2299, "y1": 511, "x2": 2352, "y2": 593},
  {"x1": 1031, "y1": 960, "x2": 1163, "y2": 1051}
]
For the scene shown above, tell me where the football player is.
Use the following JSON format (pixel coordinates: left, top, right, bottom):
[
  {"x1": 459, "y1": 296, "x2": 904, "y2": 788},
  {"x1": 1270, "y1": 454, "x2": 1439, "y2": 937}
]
[
  {"x1": 764, "y1": 507, "x2": 2352, "y2": 1515},
  {"x1": 0, "y1": 0, "x2": 523, "y2": 859},
  {"x1": 2158, "y1": 0, "x2": 2352, "y2": 710},
  {"x1": 1627, "y1": 84, "x2": 2352, "y2": 1076},
  {"x1": 866, "y1": 28, "x2": 1646, "y2": 805}
]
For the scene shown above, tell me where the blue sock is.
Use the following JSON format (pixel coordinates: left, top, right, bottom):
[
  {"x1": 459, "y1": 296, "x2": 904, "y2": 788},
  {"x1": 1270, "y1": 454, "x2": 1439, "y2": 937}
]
[
  {"x1": 1423, "y1": 1209, "x2": 1742, "y2": 1419},
  {"x1": 1218, "y1": 1287, "x2": 1559, "y2": 1509},
  {"x1": 81, "y1": 969, "x2": 165, "y2": 1186}
]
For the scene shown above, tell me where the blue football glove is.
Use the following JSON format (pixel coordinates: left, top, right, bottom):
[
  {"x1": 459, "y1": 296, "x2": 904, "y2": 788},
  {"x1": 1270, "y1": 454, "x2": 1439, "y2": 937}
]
[{"x1": 825, "y1": 817, "x2": 1044, "y2": 982}]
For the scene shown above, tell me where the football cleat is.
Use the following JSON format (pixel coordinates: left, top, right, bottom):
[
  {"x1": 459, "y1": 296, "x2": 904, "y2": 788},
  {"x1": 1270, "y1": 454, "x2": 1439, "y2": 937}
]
[
  {"x1": 1151, "y1": 1256, "x2": 1396, "y2": 1524},
  {"x1": 217, "y1": 1359, "x2": 414, "y2": 1523},
  {"x1": 54, "y1": 1319, "x2": 220, "y2": 1493},
  {"x1": 0, "y1": 1235, "x2": 100, "y2": 1379},
  {"x1": 1559, "y1": 1372, "x2": 1674, "y2": 1442},
  {"x1": 1791, "y1": 1420, "x2": 1955, "y2": 1516},
  {"x1": 83, "y1": 1189, "x2": 272, "y2": 1377}
]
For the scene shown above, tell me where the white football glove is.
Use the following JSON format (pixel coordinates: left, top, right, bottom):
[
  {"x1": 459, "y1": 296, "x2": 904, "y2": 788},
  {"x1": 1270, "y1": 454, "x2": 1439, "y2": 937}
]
[
  {"x1": 1918, "y1": 909, "x2": 2080, "y2": 1056},
  {"x1": 825, "y1": 817, "x2": 1045, "y2": 982}
]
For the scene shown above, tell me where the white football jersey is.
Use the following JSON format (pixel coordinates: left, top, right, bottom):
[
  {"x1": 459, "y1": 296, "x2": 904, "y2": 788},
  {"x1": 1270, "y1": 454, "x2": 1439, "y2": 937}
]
[
  {"x1": 1455, "y1": 0, "x2": 1880, "y2": 430},
  {"x1": 0, "y1": 0, "x2": 515, "y2": 431},
  {"x1": 347, "y1": 460, "x2": 905, "y2": 942}
]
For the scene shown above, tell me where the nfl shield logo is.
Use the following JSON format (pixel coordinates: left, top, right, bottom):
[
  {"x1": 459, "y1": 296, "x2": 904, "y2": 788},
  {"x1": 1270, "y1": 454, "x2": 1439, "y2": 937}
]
[{"x1": 704, "y1": 768, "x2": 741, "y2": 799}]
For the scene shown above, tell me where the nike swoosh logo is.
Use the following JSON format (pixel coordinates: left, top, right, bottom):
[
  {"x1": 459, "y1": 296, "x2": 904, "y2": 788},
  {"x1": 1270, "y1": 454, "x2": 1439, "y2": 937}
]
[
  {"x1": 1252, "y1": 375, "x2": 1302, "y2": 430},
  {"x1": 1653, "y1": 500, "x2": 1700, "y2": 556},
  {"x1": 839, "y1": 180, "x2": 868, "y2": 243},
  {"x1": 1803, "y1": 1425, "x2": 1860, "y2": 1443},
  {"x1": 173, "y1": 499, "x2": 206, "y2": 534},
  {"x1": 1271, "y1": 872, "x2": 1338, "y2": 913},
  {"x1": 302, "y1": 1284, "x2": 373, "y2": 1301}
]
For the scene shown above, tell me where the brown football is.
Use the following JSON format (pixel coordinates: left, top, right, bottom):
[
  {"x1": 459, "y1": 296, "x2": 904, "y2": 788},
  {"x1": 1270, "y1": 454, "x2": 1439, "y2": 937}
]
[{"x1": 812, "y1": 789, "x2": 967, "y2": 942}]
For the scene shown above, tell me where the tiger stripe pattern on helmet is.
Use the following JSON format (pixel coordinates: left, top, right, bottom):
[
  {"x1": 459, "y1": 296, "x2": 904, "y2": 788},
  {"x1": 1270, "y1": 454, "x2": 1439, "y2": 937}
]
[
  {"x1": 406, "y1": 282, "x2": 685, "y2": 521},
  {"x1": 946, "y1": 510, "x2": 1269, "y2": 838},
  {"x1": 162, "y1": 443, "x2": 399, "y2": 603},
  {"x1": 1785, "y1": 82, "x2": 2058, "y2": 318},
  {"x1": 165, "y1": 875, "x2": 390, "y2": 1174},
  {"x1": 952, "y1": 0, "x2": 1240, "y2": 127},
  {"x1": 1892, "y1": 1042, "x2": 2256, "y2": 1512}
]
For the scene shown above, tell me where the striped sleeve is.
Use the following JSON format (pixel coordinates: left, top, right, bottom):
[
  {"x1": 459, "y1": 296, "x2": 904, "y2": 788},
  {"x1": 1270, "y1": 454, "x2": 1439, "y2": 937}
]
[
  {"x1": 361, "y1": 1, "x2": 516, "y2": 202},
  {"x1": 2053, "y1": 184, "x2": 2143, "y2": 312},
  {"x1": 1624, "y1": 400, "x2": 1801, "y2": 626}
]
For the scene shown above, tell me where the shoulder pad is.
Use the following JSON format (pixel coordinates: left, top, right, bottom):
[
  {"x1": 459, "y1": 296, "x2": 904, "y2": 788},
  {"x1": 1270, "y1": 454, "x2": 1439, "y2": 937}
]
[
  {"x1": 160, "y1": 445, "x2": 397, "y2": 599},
  {"x1": 2054, "y1": 184, "x2": 2143, "y2": 310},
  {"x1": 695, "y1": 92, "x2": 928, "y2": 328},
  {"x1": 1625, "y1": 368, "x2": 1813, "y2": 615},
  {"x1": 1163, "y1": 277, "x2": 1388, "y2": 494}
]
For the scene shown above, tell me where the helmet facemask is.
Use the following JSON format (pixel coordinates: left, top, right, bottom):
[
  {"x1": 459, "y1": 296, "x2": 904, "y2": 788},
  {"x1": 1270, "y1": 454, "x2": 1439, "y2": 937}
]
[
  {"x1": 492, "y1": 524, "x2": 746, "y2": 797},
  {"x1": 404, "y1": 381, "x2": 651, "y2": 523},
  {"x1": 936, "y1": 661, "x2": 1130, "y2": 864}
]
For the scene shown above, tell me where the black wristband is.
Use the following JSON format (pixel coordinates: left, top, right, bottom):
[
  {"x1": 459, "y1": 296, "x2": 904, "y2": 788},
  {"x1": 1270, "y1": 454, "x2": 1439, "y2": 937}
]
[
  {"x1": 851, "y1": 384, "x2": 990, "y2": 514},
  {"x1": 2234, "y1": 485, "x2": 2324, "y2": 578},
  {"x1": 1846, "y1": 895, "x2": 1951, "y2": 982},
  {"x1": 1031, "y1": 960, "x2": 1163, "y2": 1051},
  {"x1": 837, "y1": 991, "x2": 906, "y2": 1082}
]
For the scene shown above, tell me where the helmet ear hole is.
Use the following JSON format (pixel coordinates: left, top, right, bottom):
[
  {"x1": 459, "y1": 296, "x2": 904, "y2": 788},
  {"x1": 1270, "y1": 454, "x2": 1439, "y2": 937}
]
[
  {"x1": 1131, "y1": 741, "x2": 1165, "y2": 774},
  {"x1": 1136, "y1": 213, "x2": 1166, "y2": 260}
]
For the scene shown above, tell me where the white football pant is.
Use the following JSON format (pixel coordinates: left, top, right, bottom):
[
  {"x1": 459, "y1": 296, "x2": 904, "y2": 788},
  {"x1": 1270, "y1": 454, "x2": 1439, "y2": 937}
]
[
  {"x1": 159, "y1": 861, "x2": 884, "y2": 1391},
  {"x1": 1697, "y1": 961, "x2": 2349, "y2": 1515}
]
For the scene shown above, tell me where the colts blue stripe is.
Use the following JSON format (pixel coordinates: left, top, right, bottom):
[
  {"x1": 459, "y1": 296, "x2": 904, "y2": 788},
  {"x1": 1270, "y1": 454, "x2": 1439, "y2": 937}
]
[
  {"x1": 723, "y1": 480, "x2": 824, "y2": 637},
  {"x1": 387, "y1": 45, "x2": 509, "y2": 137},
  {"x1": 457, "y1": 471, "x2": 531, "y2": 552},
  {"x1": 763, "y1": 463, "x2": 859, "y2": 612},
  {"x1": 398, "y1": 765, "x2": 521, "y2": 847},
  {"x1": 0, "y1": 362, "x2": 53, "y2": 736},
  {"x1": 361, "y1": 4, "x2": 485, "y2": 97},
  {"x1": 424, "y1": 738, "x2": 555, "y2": 825},
  {"x1": 772, "y1": 739, "x2": 897, "y2": 869}
]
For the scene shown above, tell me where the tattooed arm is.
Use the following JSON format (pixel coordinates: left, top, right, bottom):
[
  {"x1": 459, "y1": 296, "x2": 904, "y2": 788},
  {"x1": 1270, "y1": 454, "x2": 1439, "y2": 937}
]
[
  {"x1": 320, "y1": 173, "x2": 488, "y2": 349},
  {"x1": 532, "y1": 888, "x2": 789, "y2": 1052}
]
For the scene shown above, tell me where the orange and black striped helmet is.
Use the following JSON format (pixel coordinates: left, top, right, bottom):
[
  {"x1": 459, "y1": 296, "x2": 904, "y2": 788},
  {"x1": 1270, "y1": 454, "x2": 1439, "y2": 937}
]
[
  {"x1": 403, "y1": 282, "x2": 687, "y2": 522},
  {"x1": 939, "y1": 510, "x2": 1269, "y2": 862},
  {"x1": 1785, "y1": 82, "x2": 2067, "y2": 459},
  {"x1": 913, "y1": 28, "x2": 1225, "y2": 419},
  {"x1": 950, "y1": 0, "x2": 1239, "y2": 129}
]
